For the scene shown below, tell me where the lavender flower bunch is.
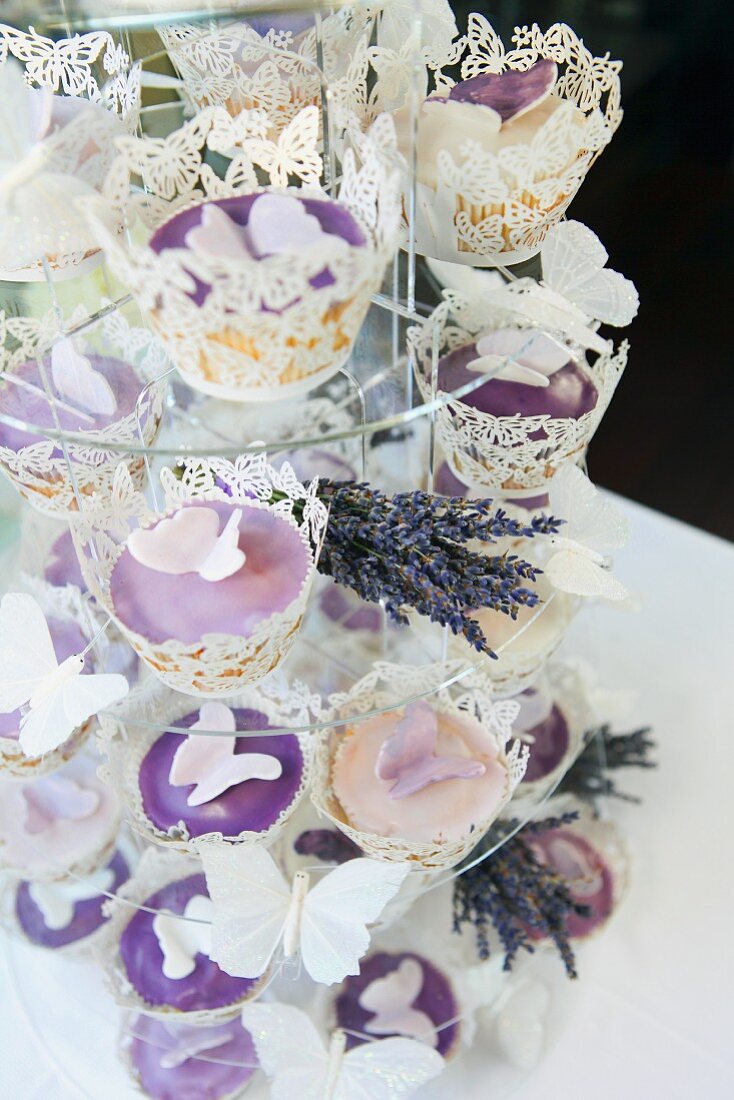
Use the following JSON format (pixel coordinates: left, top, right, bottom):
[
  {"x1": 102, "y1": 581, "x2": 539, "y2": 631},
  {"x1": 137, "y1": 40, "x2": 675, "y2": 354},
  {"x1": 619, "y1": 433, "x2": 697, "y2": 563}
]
[
  {"x1": 560, "y1": 725, "x2": 656, "y2": 813},
  {"x1": 306, "y1": 482, "x2": 562, "y2": 657},
  {"x1": 452, "y1": 813, "x2": 590, "y2": 979}
]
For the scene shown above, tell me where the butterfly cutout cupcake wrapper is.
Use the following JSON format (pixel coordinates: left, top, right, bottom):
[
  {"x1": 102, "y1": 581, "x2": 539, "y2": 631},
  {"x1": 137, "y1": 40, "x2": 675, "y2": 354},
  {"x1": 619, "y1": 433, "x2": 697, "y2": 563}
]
[
  {"x1": 70, "y1": 457, "x2": 328, "y2": 697},
  {"x1": 311, "y1": 665, "x2": 528, "y2": 872},
  {"x1": 98, "y1": 677, "x2": 313, "y2": 853},
  {"x1": 409, "y1": 289, "x2": 628, "y2": 492},
  {"x1": 336, "y1": 16, "x2": 622, "y2": 265},
  {"x1": 0, "y1": 305, "x2": 167, "y2": 518},
  {"x1": 99, "y1": 847, "x2": 269, "y2": 1026},
  {"x1": 80, "y1": 107, "x2": 401, "y2": 402}
]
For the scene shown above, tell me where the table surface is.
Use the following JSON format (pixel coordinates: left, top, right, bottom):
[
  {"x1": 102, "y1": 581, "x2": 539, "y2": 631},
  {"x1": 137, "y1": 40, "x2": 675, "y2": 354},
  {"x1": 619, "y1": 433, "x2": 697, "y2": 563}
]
[{"x1": 1, "y1": 493, "x2": 733, "y2": 1099}]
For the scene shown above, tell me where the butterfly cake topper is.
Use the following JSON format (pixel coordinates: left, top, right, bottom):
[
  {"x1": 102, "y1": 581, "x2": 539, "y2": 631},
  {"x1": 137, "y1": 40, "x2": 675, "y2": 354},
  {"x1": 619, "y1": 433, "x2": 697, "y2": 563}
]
[
  {"x1": 376, "y1": 700, "x2": 487, "y2": 799},
  {"x1": 127, "y1": 506, "x2": 246, "y2": 583}
]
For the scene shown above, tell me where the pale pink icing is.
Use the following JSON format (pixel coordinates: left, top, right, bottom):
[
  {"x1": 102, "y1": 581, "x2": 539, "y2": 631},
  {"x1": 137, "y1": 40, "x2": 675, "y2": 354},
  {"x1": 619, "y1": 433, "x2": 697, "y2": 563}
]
[
  {"x1": 471, "y1": 576, "x2": 569, "y2": 659},
  {"x1": 332, "y1": 709, "x2": 508, "y2": 843},
  {"x1": 0, "y1": 754, "x2": 119, "y2": 877}
]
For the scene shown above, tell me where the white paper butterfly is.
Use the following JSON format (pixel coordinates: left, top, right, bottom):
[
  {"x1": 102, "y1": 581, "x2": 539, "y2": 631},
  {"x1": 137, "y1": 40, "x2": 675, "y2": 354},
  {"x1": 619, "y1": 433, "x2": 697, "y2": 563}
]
[
  {"x1": 28, "y1": 865, "x2": 115, "y2": 930},
  {"x1": 169, "y1": 702, "x2": 282, "y2": 807},
  {"x1": 198, "y1": 841, "x2": 411, "y2": 987},
  {"x1": 51, "y1": 337, "x2": 117, "y2": 417},
  {"x1": 0, "y1": 593, "x2": 129, "y2": 757},
  {"x1": 152, "y1": 894, "x2": 215, "y2": 980},
  {"x1": 127, "y1": 507, "x2": 246, "y2": 583},
  {"x1": 241, "y1": 1002, "x2": 445, "y2": 1100},
  {"x1": 359, "y1": 958, "x2": 437, "y2": 1047},
  {"x1": 546, "y1": 465, "x2": 630, "y2": 600}
]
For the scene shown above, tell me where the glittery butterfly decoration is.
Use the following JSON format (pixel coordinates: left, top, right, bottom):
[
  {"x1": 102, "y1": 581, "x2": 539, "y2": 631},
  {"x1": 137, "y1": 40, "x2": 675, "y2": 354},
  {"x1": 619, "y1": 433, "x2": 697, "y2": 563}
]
[
  {"x1": 50, "y1": 337, "x2": 117, "y2": 417},
  {"x1": 152, "y1": 893, "x2": 215, "y2": 980},
  {"x1": 466, "y1": 328, "x2": 572, "y2": 387},
  {"x1": 376, "y1": 700, "x2": 486, "y2": 799},
  {"x1": 359, "y1": 958, "x2": 437, "y2": 1048},
  {"x1": 546, "y1": 465, "x2": 630, "y2": 601},
  {"x1": 241, "y1": 1002, "x2": 445, "y2": 1100},
  {"x1": 22, "y1": 772, "x2": 99, "y2": 835},
  {"x1": 28, "y1": 865, "x2": 115, "y2": 929},
  {"x1": 0, "y1": 592, "x2": 129, "y2": 757},
  {"x1": 169, "y1": 701, "x2": 282, "y2": 807},
  {"x1": 127, "y1": 507, "x2": 246, "y2": 583},
  {"x1": 198, "y1": 840, "x2": 410, "y2": 987}
]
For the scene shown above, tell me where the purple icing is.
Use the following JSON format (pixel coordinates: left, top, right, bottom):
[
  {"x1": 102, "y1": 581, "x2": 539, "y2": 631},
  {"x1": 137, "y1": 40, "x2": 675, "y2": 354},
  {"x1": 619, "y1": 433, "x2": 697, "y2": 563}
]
[
  {"x1": 14, "y1": 849, "x2": 129, "y2": 948},
  {"x1": 521, "y1": 704, "x2": 570, "y2": 782},
  {"x1": 119, "y1": 873, "x2": 257, "y2": 1012},
  {"x1": 0, "y1": 355, "x2": 146, "y2": 456},
  {"x1": 110, "y1": 501, "x2": 310, "y2": 646},
  {"x1": 246, "y1": 14, "x2": 314, "y2": 37},
  {"x1": 525, "y1": 829, "x2": 615, "y2": 939},
  {"x1": 448, "y1": 60, "x2": 557, "y2": 124},
  {"x1": 334, "y1": 951, "x2": 460, "y2": 1058},
  {"x1": 319, "y1": 582, "x2": 382, "y2": 633},
  {"x1": 0, "y1": 617, "x2": 88, "y2": 743},
  {"x1": 44, "y1": 529, "x2": 86, "y2": 590},
  {"x1": 129, "y1": 1014, "x2": 257, "y2": 1100},
  {"x1": 149, "y1": 194, "x2": 366, "y2": 309},
  {"x1": 437, "y1": 339, "x2": 597, "y2": 426},
  {"x1": 280, "y1": 448, "x2": 356, "y2": 485},
  {"x1": 293, "y1": 828, "x2": 361, "y2": 864},
  {"x1": 138, "y1": 708, "x2": 304, "y2": 839}
]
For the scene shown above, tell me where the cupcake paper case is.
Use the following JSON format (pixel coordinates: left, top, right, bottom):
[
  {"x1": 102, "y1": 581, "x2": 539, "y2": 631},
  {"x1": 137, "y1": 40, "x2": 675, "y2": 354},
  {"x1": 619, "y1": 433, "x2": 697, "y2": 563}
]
[
  {"x1": 71, "y1": 456, "x2": 327, "y2": 696},
  {"x1": 82, "y1": 105, "x2": 401, "y2": 402}
]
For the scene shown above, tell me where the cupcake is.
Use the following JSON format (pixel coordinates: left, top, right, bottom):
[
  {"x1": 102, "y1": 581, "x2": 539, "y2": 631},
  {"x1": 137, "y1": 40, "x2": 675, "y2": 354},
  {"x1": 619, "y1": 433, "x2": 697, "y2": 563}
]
[
  {"x1": 333, "y1": 950, "x2": 461, "y2": 1057},
  {"x1": 124, "y1": 1013, "x2": 258, "y2": 1100},
  {"x1": 0, "y1": 614, "x2": 93, "y2": 777},
  {"x1": 43, "y1": 528, "x2": 87, "y2": 591},
  {"x1": 389, "y1": 20, "x2": 622, "y2": 264},
  {"x1": 411, "y1": 289, "x2": 628, "y2": 491},
  {"x1": 0, "y1": 752, "x2": 120, "y2": 880},
  {"x1": 511, "y1": 665, "x2": 590, "y2": 797},
  {"x1": 317, "y1": 578, "x2": 383, "y2": 637},
  {"x1": 85, "y1": 110, "x2": 400, "y2": 403},
  {"x1": 105, "y1": 851, "x2": 264, "y2": 1021},
  {"x1": 313, "y1": 688, "x2": 527, "y2": 870},
  {"x1": 0, "y1": 345, "x2": 164, "y2": 516},
  {"x1": 464, "y1": 575, "x2": 574, "y2": 693},
  {"x1": 108, "y1": 698, "x2": 310, "y2": 851},
  {"x1": 4, "y1": 846, "x2": 130, "y2": 953}
]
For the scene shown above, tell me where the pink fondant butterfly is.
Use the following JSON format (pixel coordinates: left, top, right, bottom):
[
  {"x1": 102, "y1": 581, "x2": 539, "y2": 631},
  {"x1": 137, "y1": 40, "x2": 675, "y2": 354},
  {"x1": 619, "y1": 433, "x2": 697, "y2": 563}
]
[
  {"x1": 127, "y1": 507, "x2": 246, "y2": 583},
  {"x1": 375, "y1": 700, "x2": 485, "y2": 799},
  {"x1": 23, "y1": 773, "x2": 99, "y2": 835},
  {"x1": 359, "y1": 958, "x2": 437, "y2": 1048}
]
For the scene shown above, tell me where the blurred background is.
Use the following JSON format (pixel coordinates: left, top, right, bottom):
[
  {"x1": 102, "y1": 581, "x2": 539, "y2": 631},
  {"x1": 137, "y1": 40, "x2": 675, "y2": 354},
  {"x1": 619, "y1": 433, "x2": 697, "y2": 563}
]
[{"x1": 453, "y1": 0, "x2": 733, "y2": 538}]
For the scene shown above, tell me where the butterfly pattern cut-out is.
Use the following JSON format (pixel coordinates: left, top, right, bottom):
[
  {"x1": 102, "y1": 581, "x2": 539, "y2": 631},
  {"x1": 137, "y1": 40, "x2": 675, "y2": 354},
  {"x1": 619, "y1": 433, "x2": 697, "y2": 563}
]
[{"x1": 376, "y1": 700, "x2": 486, "y2": 799}]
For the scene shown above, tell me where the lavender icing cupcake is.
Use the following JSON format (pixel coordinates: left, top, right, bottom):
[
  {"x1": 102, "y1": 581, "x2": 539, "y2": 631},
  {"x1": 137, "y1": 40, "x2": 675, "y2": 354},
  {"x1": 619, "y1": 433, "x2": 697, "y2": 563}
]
[
  {"x1": 0, "y1": 617, "x2": 92, "y2": 777},
  {"x1": 127, "y1": 702, "x2": 308, "y2": 849},
  {"x1": 125, "y1": 1013, "x2": 258, "y2": 1100},
  {"x1": 10, "y1": 848, "x2": 130, "y2": 951},
  {"x1": 115, "y1": 870, "x2": 262, "y2": 1018},
  {"x1": 524, "y1": 827, "x2": 617, "y2": 940},
  {"x1": 516, "y1": 687, "x2": 571, "y2": 785},
  {"x1": 333, "y1": 951, "x2": 461, "y2": 1058}
]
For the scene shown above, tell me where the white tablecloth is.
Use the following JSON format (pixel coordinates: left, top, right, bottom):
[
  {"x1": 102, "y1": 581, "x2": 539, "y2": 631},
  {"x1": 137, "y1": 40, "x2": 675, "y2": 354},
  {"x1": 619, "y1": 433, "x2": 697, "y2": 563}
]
[{"x1": 2, "y1": 494, "x2": 733, "y2": 1098}]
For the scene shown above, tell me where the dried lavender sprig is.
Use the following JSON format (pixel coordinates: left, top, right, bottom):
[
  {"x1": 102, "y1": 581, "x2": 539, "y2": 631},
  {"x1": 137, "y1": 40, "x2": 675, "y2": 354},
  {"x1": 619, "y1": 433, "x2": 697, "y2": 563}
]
[
  {"x1": 304, "y1": 481, "x2": 563, "y2": 657},
  {"x1": 452, "y1": 812, "x2": 590, "y2": 979},
  {"x1": 560, "y1": 725, "x2": 657, "y2": 813}
]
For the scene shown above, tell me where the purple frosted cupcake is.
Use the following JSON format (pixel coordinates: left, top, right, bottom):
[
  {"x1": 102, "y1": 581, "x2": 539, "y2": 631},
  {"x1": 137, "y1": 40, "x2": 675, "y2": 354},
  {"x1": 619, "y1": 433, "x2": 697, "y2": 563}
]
[
  {"x1": 133, "y1": 703, "x2": 308, "y2": 847},
  {"x1": 146, "y1": 191, "x2": 371, "y2": 401},
  {"x1": 318, "y1": 579, "x2": 382, "y2": 635},
  {"x1": 334, "y1": 951, "x2": 461, "y2": 1058},
  {"x1": 117, "y1": 872, "x2": 260, "y2": 1016},
  {"x1": 517, "y1": 688, "x2": 571, "y2": 785},
  {"x1": 525, "y1": 828, "x2": 616, "y2": 939},
  {"x1": 12, "y1": 848, "x2": 129, "y2": 950},
  {"x1": 126, "y1": 1014, "x2": 258, "y2": 1100},
  {"x1": 0, "y1": 616, "x2": 92, "y2": 777},
  {"x1": 44, "y1": 529, "x2": 87, "y2": 591}
]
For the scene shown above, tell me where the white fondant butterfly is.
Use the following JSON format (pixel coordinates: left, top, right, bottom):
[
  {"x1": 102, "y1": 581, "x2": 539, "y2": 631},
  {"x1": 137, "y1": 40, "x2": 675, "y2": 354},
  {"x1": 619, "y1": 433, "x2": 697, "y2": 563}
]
[
  {"x1": 22, "y1": 772, "x2": 99, "y2": 835},
  {"x1": 198, "y1": 841, "x2": 411, "y2": 987},
  {"x1": 152, "y1": 894, "x2": 215, "y2": 980},
  {"x1": 156, "y1": 1021, "x2": 242, "y2": 1070},
  {"x1": 241, "y1": 1002, "x2": 445, "y2": 1100},
  {"x1": 0, "y1": 593, "x2": 129, "y2": 757},
  {"x1": 127, "y1": 507, "x2": 246, "y2": 583},
  {"x1": 467, "y1": 328, "x2": 572, "y2": 387},
  {"x1": 29, "y1": 865, "x2": 114, "y2": 929},
  {"x1": 169, "y1": 702, "x2": 282, "y2": 807},
  {"x1": 51, "y1": 337, "x2": 117, "y2": 417},
  {"x1": 376, "y1": 700, "x2": 486, "y2": 799},
  {"x1": 359, "y1": 958, "x2": 437, "y2": 1047},
  {"x1": 545, "y1": 465, "x2": 630, "y2": 600}
]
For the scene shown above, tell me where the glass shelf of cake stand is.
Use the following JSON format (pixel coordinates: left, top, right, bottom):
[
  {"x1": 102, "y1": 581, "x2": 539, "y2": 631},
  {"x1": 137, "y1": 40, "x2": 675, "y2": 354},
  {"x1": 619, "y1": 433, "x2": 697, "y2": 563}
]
[{"x1": 0, "y1": 293, "x2": 499, "y2": 466}]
